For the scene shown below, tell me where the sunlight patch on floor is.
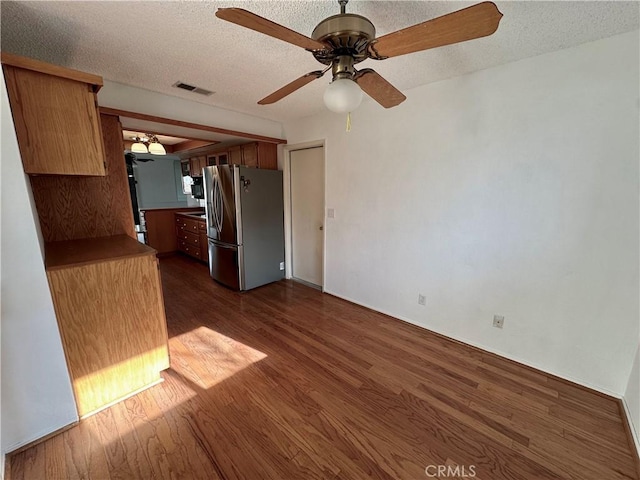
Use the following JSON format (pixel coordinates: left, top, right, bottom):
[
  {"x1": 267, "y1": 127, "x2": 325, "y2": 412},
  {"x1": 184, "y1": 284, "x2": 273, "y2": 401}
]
[
  {"x1": 169, "y1": 326, "x2": 267, "y2": 389},
  {"x1": 84, "y1": 327, "x2": 267, "y2": 445}
]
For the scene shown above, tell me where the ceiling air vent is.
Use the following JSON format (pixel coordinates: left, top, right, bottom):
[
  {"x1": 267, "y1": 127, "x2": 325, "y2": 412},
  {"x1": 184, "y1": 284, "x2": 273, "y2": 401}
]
[{"x1": 172, "y1": 81, "x2": 214, "y2": 96}]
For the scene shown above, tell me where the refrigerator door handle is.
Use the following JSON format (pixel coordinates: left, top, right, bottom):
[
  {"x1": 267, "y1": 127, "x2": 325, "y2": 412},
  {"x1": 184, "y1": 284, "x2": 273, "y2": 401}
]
[
  {"x1": 207, "y1": 185, "x2": 215, "y2": 230},
  {"x1": 212, "y1": 178, "x2": 219, "y2": 230},
  {"x1": 215, "y1": 177, "x2": 224, "y2": 232},
  {"x1": 210, "y1": 241, "x2": 237, "y2": 250},
  {"x1": 212, "y1": 177, "x2": 222, "y2": 233}
]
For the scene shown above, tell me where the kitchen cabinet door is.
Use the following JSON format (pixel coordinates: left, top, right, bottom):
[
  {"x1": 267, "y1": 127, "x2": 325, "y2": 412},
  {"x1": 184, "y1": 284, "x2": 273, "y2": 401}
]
[
  {"x1": 208, "y1": 152, "x2": 228, "y2": 166},
  {"x1": 189, "y1": 156, "x2": 206, "y2": 177},
  {"x1": 242, "y1": 143, "x2": 258, "y2": 167},
  {"x1": 2, "y1": 62, "x2": 106, "y2": 176},
  {"x1": 229, "y1": 146, "x2": 243, "y2": 166},
  {"x1": 256, "y1": 142, "x2": 278, "y2": 170}
]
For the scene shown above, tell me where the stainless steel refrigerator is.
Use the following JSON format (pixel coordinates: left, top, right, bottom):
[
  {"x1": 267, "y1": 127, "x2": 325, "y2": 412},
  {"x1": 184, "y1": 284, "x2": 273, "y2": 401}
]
[{"x1": 204, "y1": 165, "x2": 285, "y2": 291}]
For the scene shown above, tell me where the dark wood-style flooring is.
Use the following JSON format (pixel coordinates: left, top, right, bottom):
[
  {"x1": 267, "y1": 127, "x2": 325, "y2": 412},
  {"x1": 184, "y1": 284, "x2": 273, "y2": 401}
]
[{"x1": 8, "y1": 254, "x2": 639, "y2": 479}]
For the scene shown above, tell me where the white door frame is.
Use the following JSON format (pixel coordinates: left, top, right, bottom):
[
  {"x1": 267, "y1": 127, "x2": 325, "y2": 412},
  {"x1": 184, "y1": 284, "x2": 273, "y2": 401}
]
[{"x1": 282, "y1": 140, "x2": 326, "y2": 290}]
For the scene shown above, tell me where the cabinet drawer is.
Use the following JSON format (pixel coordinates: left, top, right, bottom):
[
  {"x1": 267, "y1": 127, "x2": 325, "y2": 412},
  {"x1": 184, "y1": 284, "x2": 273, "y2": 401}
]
[
  {"x1": 178, "y1": 230, "x2": 200, "y2": 247},
  {"x1": 179, "y1": 240, "x2": 202, "y2": 260},
  {"x1": 198, "y1": 220, "x2": 206, "y2": 231},
  {"x1": 176, "y1": 218, "x2": 200, "y2": 233}
]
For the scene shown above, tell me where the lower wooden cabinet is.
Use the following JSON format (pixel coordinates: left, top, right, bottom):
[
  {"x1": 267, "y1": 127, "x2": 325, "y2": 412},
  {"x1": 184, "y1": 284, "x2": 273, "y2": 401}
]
[
  {"x1": 199, "y1": 221, "x2": 208, "y2": 261},
  {"x1": 45, "y1": 235, "x2": 170, "y2": 417},
  {"x1": 142, "y1": 208, "x2": 203, "y2": 255},
  {"x1": 175, "y1": 213, "x2": 208, "y2": 264}
]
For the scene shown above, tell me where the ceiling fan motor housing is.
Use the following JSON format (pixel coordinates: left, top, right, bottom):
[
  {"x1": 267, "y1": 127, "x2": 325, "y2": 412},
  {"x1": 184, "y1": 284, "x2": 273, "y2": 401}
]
[{"x1": 311, "y1": 13, "x2": 376, "y2": 69}]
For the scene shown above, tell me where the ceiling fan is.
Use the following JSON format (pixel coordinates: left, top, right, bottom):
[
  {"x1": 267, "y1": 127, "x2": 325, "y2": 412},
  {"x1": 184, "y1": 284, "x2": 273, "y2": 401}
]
[{"x1": 216, "y1": 1, "x2": 503, "y2": 113}]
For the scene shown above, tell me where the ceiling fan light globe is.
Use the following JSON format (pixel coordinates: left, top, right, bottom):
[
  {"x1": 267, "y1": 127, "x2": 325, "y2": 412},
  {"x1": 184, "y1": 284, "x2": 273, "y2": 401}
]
[
  {"x1": 323, "y1": 78, "x2": 363, "y2": 113},
  {"x1": 131, "y1": 142, "x2": 148, "y2": 154},
  {"x1": 148, "y1": 142, "x2": 166, "y2": 155}
]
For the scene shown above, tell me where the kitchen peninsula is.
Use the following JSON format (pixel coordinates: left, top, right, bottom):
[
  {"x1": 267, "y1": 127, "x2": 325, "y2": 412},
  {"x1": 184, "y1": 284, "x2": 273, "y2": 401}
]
[{"x1": 140, "y1": 207, "x2": 204, "y2": 256}]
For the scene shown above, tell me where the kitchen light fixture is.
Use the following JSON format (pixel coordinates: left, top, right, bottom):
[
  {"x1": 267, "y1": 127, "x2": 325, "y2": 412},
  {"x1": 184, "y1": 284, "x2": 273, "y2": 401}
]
[{"x1": 130, "y1": 134, "x2": 166, "y2": 155}]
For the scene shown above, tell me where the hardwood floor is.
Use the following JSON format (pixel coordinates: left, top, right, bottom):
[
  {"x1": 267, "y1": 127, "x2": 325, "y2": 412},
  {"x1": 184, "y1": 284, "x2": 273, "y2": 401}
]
[{"x1": 8, "y1": 254, "x2": 639, "y2": 479}]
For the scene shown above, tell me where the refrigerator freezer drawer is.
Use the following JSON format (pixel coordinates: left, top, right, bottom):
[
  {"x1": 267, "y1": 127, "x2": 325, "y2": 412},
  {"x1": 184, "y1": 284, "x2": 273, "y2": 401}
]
[{"x1": 208, "y1": 240, "x2": 243, "y2": 290}]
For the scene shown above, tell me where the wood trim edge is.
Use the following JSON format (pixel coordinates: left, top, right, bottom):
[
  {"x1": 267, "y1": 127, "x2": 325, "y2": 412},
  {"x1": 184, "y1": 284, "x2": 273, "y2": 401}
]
[
  {"x1": 5, "y1": 421, "x2": 79, "y2": 457},
  {"x1": 98, "y1": 107, "x2": 287, "y2": 145},
  {"x1": 618, "y1": 397, "x2": 640, "y2": 479},
  {"x1": 1, "y1": 52, "x2": 103, "y2": 91},
  {"x1": 79, "y1": 377, "x2": 164, "y2": 419},
  {"x1": 4, "y1": 453, "x2": 10, "y2": 480}
]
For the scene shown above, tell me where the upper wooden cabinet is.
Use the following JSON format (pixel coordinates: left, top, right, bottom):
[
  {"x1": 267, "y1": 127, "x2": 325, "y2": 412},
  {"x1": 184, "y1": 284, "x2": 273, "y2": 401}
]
[
  {"x1": 225, "y1": 142, "x2": 277, "y2": 169},
  {"x1": 189, "y1": 155, "x2": 206, "y2": 177},
  {"x1": 242, "y1": 143, "x2": 258, "y2": 167},
  {"x1": 228, "y1": 145, "x2": 243, "y2": 166},
  {"x1": 208, "y1": 151, "x2": 228, "y2": 167},
  {"x1": 1, "y1": 53, "x2": 106, "y2": 176}
]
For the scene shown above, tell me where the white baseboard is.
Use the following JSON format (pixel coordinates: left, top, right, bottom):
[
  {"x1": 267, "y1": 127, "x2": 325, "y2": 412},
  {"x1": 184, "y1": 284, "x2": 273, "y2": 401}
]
[
  {"x1": 621, "y1": 396, "x2": 640, "y2": 459},
  {"x1": 4, "y1": 415, "x2": 77, "y2": 455}
]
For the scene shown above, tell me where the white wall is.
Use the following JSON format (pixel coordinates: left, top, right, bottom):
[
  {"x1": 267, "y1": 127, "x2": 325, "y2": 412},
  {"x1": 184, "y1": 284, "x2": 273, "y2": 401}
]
[
  {"x1": 133, "y1": 154, "x2": 190, "y2": 209},
  {"x1": 284, "y1": 30, "x2": 639, "y2": 396},
  {"x1": 624, "y1": 343, "x2": 640, "y2": 454},
  {"x1": 0, "y1": 76, "x2": 78, "y2": 454}
]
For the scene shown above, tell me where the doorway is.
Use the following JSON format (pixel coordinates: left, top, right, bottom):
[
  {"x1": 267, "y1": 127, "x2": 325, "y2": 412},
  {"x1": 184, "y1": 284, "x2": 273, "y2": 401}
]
[{"x1": 286, "y1": 144, "x2": 325, "y2": 289}]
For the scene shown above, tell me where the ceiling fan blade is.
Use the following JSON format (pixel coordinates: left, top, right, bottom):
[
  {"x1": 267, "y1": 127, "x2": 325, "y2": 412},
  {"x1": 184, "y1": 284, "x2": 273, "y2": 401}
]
[
  {"x1": 216, "y1": 8, "x2": 326, "y2": 51},
  {"x1": 258, "y1": 71, "x2": 326, "y2": 105},
  {"x1": 355, "y1": 69, "x2": 406, "y2": 108},
  {"x1": 369, "y1": 2, "x2": 503, "y2": 59}
]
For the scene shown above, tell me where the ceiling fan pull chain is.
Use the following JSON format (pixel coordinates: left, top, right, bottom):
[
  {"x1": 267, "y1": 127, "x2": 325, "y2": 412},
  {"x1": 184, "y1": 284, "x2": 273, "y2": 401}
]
[{"x1": 346, "y1": 112, "x2": 352, "y2": 132}]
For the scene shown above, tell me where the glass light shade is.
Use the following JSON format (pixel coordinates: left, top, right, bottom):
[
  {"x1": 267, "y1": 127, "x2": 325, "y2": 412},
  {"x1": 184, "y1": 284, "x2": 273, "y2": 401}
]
[
  {"x1": 148, "y1": 142, "x2": 166, "y2": 155},
  {"x1": 131, "y1": 142, "x2": 148, "y2": 154},
  {"x1": 323, "y1": 78, "x2": 363, "y2": 113}
]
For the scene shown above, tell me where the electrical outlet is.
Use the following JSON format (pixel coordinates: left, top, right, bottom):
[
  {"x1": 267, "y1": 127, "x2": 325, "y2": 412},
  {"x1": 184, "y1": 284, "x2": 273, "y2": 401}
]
[
  {"x1": 493, "y1": 315, "x2": 504, "y2": 329},
  {"x1": 279, "y1": 262, "x2": 285, "y2": 270},
  {"x1": 418, "y1": 294, "x2": 426, "y2": 306},
  {"x1": 327, "y1": 208, "x2": 335, "y2": 219}
]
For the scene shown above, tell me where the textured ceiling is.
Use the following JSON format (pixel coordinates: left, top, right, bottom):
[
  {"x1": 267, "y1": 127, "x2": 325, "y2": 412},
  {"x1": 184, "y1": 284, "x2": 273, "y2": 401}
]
[{"x1": 1, "y1": 1, "x2": 638, "y2": 123}]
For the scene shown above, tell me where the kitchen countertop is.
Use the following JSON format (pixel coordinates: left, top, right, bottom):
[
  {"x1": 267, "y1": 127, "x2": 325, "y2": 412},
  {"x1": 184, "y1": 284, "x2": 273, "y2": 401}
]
[
  {"x1": 45, "y1": 234, "x2": 156, "y2": 270},
  {"x1": 140, "y1": 207, "x2": 203, "y2": 212},
  {"x1": 176, "y1": 211, "x2": 206, "y2": 219}
]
